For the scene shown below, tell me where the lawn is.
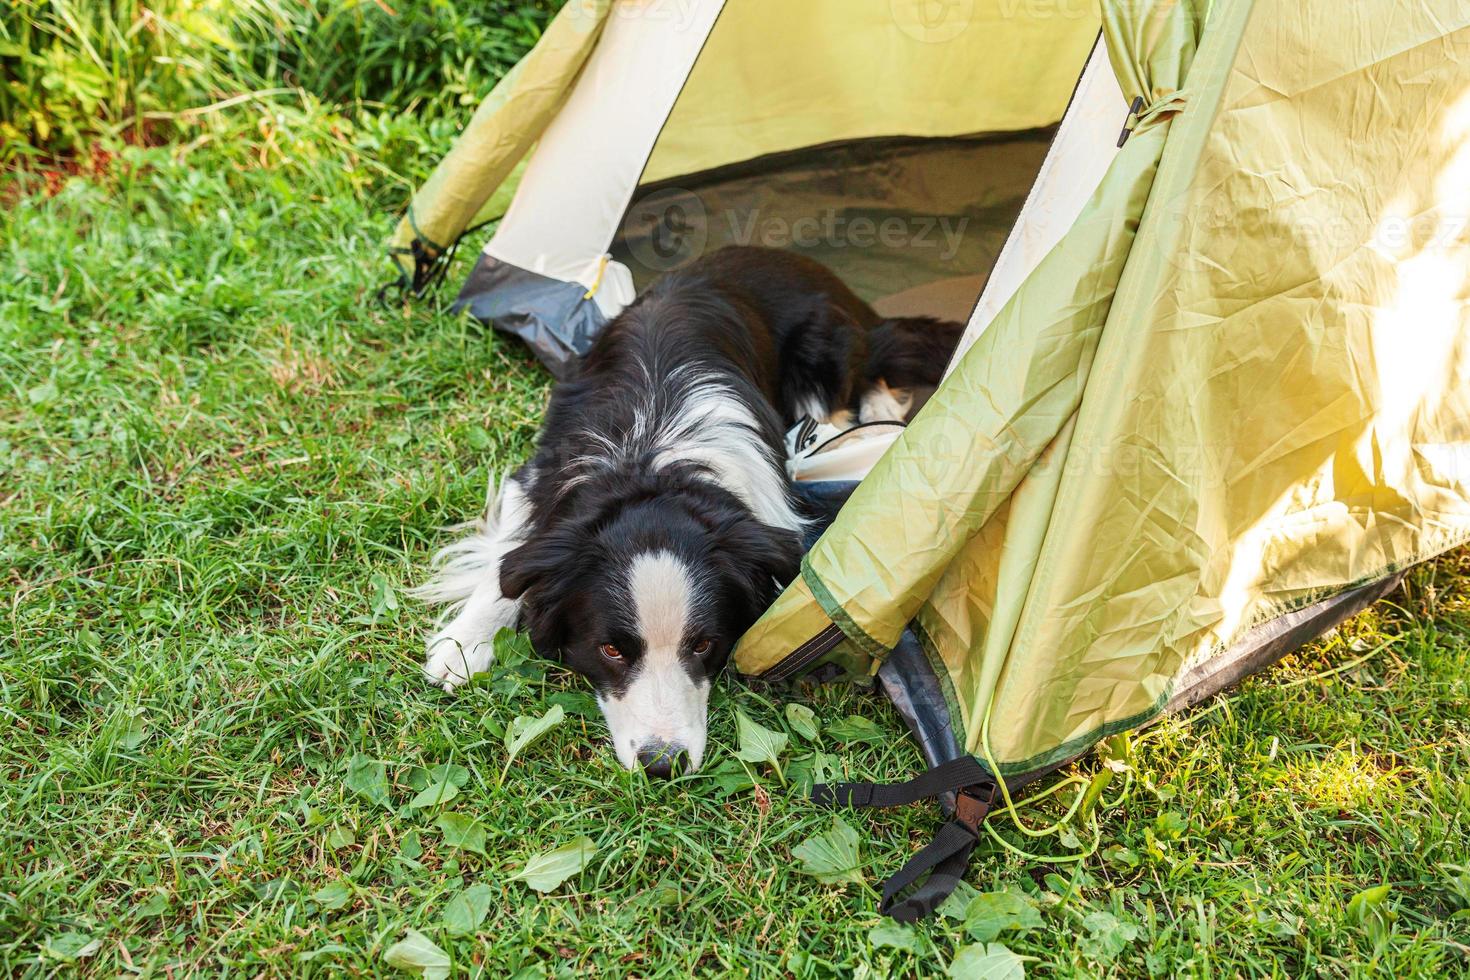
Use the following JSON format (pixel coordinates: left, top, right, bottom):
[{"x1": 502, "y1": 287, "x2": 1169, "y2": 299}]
[{"x1": 4, "y1": 3, "x2": 1470, "y2": 977}]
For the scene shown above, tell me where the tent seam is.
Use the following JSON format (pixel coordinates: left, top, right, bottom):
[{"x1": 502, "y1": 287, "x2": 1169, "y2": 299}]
[{"x1": 801, "y1": 557, "x2": 888, "y2": 661}]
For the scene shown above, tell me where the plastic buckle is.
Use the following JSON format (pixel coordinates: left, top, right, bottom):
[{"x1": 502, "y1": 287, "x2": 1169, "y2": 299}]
[{"x1": 953, "y1": 781, "x2": 998, "y2": 834}]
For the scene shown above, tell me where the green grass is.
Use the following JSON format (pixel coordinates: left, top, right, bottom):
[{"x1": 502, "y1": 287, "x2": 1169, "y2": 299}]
[{"x1": 4, "y1": 45, "x2": 1470, "y2": 980}]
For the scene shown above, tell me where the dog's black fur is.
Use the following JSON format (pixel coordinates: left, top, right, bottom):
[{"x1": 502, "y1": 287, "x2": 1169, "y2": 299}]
[{"x1": 423, "y1": 246, "x2": 962, "y2": 775}]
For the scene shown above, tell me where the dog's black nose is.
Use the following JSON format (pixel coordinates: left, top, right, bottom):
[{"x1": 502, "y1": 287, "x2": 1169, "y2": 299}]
[{"x1": 636, "y1": 743, "x2": 687, "y2": 779}]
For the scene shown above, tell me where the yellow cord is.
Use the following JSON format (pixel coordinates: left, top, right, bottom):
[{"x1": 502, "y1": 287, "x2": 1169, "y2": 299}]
[
  {"x1": 978, "y1": 691, "x2": 1093, "y2": 841},
  {"x1": 582, "y1": 254, "x2": 609, "y2": 300}
]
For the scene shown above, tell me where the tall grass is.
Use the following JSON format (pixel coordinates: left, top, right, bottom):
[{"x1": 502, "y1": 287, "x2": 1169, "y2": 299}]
[{"x1": 0, "y1": 0, "x2": 557, "y2": 163}]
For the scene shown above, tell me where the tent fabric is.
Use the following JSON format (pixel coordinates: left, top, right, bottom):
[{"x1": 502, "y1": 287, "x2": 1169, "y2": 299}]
[
  {"x1": 483, "y1": 0, "x2": 725, "y2": 299},
  {"x1": 734, "y1": 0, "x2": 1195, "y2": 673},
  {"x1": 452, "y1": 256, "x2": 610, "y2": 378},
  {"x1": 736, "y1": 0, "x2": 1470, "y2": 776},
  {"x1": 950, "y1": 35, "x2": 1126, "y2": 370},
  {"x1": 385, "y1": 0, "x2": 612, "y2": 287},
  {"x1": 641, "y1": 0, "x2": 1100, "y2": 185},
  {"x1": 612, "y1": 130, "x2": 1058, "y2": 316}
]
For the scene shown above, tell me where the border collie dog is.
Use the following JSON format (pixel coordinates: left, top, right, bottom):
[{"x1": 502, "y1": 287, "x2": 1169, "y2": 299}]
[{"x1": 416, "y1": 246, "x2": 958, "y2": 777}]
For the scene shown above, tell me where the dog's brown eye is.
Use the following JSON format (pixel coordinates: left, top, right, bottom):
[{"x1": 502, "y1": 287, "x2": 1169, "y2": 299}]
[
  {"x1": 691, "y1": 638, "x2": 712, "y2": 655},
  {"x1": 598, "y1": 643, "x2": 624, "y2": 662}
]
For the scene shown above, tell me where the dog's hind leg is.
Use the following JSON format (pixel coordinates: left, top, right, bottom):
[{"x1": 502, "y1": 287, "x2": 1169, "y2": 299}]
[
  {"x1": 860, "y1": 317, "x2": 965, "y2": 423},
  {"x1": 776, "y1": 299, "x2": 868, "y2": 427},
  {"x1": 413, "y1": 471, "x2": 533, "y2": 691}
]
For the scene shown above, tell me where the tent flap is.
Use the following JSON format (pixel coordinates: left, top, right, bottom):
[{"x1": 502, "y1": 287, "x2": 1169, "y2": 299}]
[{"x1": 384, "y1": 0, "x2": 611, "y2": 288}]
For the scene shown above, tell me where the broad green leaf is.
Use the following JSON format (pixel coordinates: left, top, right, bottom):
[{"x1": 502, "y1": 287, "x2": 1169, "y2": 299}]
[
  {"x1": 345, "y1": 754, "x2": 389, "y2": 806},
  {"x1": 492, "y1": 662, "x2": 543, "y2": 697},
  {"x1": 1153, "y1": 811, "x2": 1188, "y2": 839},
  {"x1": 788, "y1": 751, "x2": 839, "y2": 795},
  {"x1": 426, "y1": 763, "x2": 471, "y2": 789},
  {"x1": 465, "y1": 425, "x2": 493, "y2": 451},
  {"x1": 547, "y1": 690, "x2": 600, "y2": 718},
  {"x1": 442, "y1": 883, "x2": 494, "y2": 935},
  {"x1": 1080, "y1": 910, "x2": 1140, "y2": 963},
  {"x1": 326, "y1": 825, "x2": 356, "y2": 850},
  {"x1": 735, "y1": 709, "x2": 788, "y2": 768},
  {"x1": 512, "y1": 836, "x2": 597, "y2": 893},
  {"x1": 1346, "y1": 883, "x2": 1396, "y2": 951},
  {"x1": 791, "y1": 817, "x2": 863, "y2": 886},
  {"x1": 1102, "y1": 844, "x2": 1140, "y2": 870},
  {"x1": 706, "y1": 758, "x2": 756, "y2": 797},
  {"x1": 947, "y1": 942, "x2": 1026, "y2": 980},
  {"x1": 503, "y1": 704, "x2": 566, "y2": 778},
  {"x1": 436, "y1": 812, "x2": 488, "y2": 855},
  {"x1": 28, "y1": 381, "x2": 59, "y2": 406},
  {"x1": 134, "y1": 892, "x2": 170, "y2": 918},
  {"x1": 118, "y1": 716, "x2": 149, "y2": 750},
  {"x1": 311, "y1": 880, "x2": 353, "y2": 911},
  {"x1": 937, "y1": 879, "x2": 981, "y2": 920},
  {"x1": 407, "y1": 780, "x2": 460, "y2": 810},
  {"x1": 964, "y1": 891, "x2": 1042, "y2": 942},
  {"x1": 785, "y1": 703, "x2": 819, "y2": 742},
  {"x1": 869, "y1": 920, "x2": 919, "y2": 952},
  {"x1": 638, "y1": 880, "x2": 685, "y2": 909},
  {"x1": 370, "y1": 572, "x2": 398, "y2": 620},
  {"x1": 826, "y1": 715, "x2": 884, "y2": 745},
  {"x1": 1442, "y1": 864, "x2": 1470, "y2": 909},
  {"x1": 383, "y1": 929, "x2": 450, "y2": 979},
  {"x1": 43, "y1": 932, "x2": 101, "y2": 962},
  {"x1": 493, "y1": 627, "x2": 535, "y2": 665}
]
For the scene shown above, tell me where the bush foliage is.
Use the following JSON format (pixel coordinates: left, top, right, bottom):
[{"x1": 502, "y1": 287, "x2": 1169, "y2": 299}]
[{"x1": 0, "y1": 0, "x2": 557, "y2": 161}]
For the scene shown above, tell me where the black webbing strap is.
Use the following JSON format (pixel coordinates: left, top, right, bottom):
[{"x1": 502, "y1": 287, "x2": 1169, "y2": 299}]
[
  {"x1": 878, "y1": 820, "x2": 979, "y2": 922},
  {"x1": 811, "y1": 755, "x2": 991, "y2": 809},
  {"x1": 812, "y1": 755, "x2": 999, "y2": 922}
]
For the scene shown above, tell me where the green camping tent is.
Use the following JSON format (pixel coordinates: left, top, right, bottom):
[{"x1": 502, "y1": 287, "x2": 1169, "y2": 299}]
[{"x1": 391, "y1": 0, "x2": 1470, "y2": 918}]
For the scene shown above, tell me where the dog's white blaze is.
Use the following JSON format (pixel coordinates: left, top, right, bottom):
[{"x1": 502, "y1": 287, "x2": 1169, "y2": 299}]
[
  {"x1": 414, "y1": 474, "x2": 532, "y2": 689},
  {"x1": 600, "y1": 550, "x2": 710, "y2": 771}
]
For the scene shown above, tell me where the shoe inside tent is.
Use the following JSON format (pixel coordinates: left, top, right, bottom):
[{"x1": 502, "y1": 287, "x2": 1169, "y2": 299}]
[{"x1": 390, "y1": 0, "x2": 1470, "y2": 920}]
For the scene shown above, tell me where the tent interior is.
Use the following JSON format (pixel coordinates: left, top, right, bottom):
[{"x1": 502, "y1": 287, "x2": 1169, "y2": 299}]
[{"x1": 605, "y1": 1, "x2": 1115, "y2": 331}]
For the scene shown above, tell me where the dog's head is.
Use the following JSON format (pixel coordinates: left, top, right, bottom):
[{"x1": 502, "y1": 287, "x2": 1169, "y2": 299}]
[{"x1": 500, "y1": 484, "x2": 800, "y2": 777}]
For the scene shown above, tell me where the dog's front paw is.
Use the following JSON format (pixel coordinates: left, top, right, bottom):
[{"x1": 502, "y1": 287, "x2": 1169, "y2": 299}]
[{"x1": 423, "y1": 631, "x2": 494, "y2": 692}]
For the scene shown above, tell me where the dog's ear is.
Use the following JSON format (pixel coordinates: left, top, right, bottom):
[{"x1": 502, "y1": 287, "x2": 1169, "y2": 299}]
[
  {"x1": 499, "y1": 538, "x2": 551, "y2": 602},
  {"x1": 714, "y1": 518, "x2": 803, "y2": 622},
  {"x1": 500, "y1": 525, "x2": 590, "y2": 657},
  {"x1": 499, "y1": 524, "x2": 582, "y2": 601}
]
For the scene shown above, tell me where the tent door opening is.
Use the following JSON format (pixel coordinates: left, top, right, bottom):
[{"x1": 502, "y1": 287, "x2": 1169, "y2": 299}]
[{"x1": 610, "y1": 21, "x2": 1119, "y2": 337}]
